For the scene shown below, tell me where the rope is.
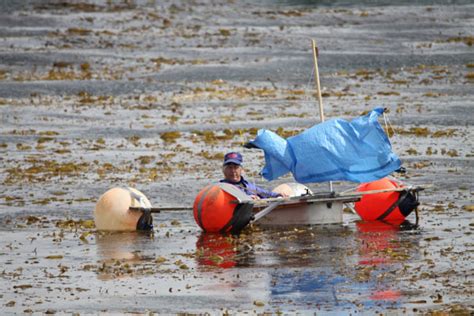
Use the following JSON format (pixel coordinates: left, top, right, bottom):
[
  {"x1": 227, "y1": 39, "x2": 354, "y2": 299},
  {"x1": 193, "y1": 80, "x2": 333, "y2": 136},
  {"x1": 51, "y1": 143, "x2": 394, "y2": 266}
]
[
  {"x1": 339, "y1": 186, "x2": 360, "y2": 194},
  {"x1": 383, "y1": 110, "x2": 396, "y2": 140},
  {"x1": 281, "y1": 63, "x2": 315, "y2": 138},
  {"x1": 284, "y1": 64, "x2": 316, "y2": 137},
  {"x1": 383, "y1": 111, "x2": 391, "y2": 141}
]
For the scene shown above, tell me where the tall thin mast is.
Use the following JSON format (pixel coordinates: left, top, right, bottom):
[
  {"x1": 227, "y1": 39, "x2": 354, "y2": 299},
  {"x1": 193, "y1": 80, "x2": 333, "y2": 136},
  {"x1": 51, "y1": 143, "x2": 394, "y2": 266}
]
[{"x1": 312, "y1": 39, "x2": 333, "y2": 192}]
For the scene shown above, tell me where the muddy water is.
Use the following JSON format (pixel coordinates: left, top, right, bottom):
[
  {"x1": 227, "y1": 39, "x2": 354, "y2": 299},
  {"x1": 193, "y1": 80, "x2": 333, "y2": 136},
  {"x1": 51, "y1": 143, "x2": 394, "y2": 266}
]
[{"x1": 0, "y1": 0, "x2": 473, "y2": 314}]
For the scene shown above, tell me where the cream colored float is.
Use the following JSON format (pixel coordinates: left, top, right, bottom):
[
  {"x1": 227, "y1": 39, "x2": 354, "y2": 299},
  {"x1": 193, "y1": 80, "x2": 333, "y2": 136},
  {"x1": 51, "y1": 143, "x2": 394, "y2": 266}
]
[
  {"x1": 94, "y1": 187, "x2": 153, "y2": 231},
  {"x1": 272, "y1": 182, "x2": 313, "y2": 197}
]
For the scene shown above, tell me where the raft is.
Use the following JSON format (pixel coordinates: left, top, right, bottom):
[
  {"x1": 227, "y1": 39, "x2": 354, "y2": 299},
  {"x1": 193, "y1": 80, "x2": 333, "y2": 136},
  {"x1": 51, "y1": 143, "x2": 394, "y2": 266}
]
[
  {"x1": 93, "y1": 180, "x2": 423, "y2": 233},
  {"x1": 192, "y1": 180, "x2": 424, "y2": 233}
]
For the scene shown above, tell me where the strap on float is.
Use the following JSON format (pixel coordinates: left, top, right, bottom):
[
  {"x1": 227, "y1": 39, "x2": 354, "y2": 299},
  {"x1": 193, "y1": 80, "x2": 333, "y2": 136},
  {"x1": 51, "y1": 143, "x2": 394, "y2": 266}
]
[
  {"x1": 376, "y1": 189, "x2": 419, "y2": 221},
  {"x1": 219, "y1": 202, "x2": 254, "y2": 235},
  {"x1": 414, "y1": 190, "x2": 420, "y2": 226},
  {"x1": 127, "y1": 188, "x2": 153, "y2": 231}
]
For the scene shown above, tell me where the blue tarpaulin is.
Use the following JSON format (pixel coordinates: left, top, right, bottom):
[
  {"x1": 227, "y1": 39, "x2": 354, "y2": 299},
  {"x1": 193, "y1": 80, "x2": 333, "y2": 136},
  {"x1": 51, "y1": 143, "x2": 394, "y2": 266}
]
[{"x1": 249, "y1": 108, "x2": 401, "y2": 183}]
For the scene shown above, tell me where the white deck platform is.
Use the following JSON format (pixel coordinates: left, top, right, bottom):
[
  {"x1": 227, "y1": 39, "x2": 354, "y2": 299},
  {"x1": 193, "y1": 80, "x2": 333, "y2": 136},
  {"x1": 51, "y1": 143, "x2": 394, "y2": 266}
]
[{"x1": 253, "y1": 194, "x2": 360, "y2": 226}]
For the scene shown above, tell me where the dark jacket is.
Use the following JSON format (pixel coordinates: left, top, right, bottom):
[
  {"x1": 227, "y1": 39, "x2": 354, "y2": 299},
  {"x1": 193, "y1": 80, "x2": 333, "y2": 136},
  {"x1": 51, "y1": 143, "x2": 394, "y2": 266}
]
[{"x1": 220, "y1": 176, "x2": 281, "y2": 199}]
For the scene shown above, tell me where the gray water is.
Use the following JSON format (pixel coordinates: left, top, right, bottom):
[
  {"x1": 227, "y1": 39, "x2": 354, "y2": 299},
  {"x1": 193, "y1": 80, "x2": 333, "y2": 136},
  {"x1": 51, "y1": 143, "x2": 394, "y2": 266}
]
[{"x1": 0, "y1": 0, "x2": 473, "y2": 314}]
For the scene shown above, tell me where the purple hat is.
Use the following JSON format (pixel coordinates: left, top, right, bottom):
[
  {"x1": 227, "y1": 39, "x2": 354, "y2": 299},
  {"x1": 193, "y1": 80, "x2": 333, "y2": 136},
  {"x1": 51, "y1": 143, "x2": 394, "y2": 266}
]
[{"x1": 223, "y1": 152, "x2": 243, "y2": 166}]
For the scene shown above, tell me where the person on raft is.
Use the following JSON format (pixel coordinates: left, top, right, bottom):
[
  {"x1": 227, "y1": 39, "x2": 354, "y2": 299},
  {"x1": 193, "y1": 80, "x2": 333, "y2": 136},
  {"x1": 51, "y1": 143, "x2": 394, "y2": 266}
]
[{"x1": 220, "y1": 152, "x2": 288, "y2": 200}]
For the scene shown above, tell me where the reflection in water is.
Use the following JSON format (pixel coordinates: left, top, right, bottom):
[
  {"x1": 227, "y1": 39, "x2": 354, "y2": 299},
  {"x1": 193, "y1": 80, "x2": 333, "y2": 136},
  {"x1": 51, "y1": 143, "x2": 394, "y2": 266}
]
[
  {"x1": 96, "y1": 231, "x2": 154, "y2": 261},
  {"x1": 256, "y1": 225, "x2": 352, "y2": 267},
  {"x1": 356, "y1": 219, "x2": 418, "y2": 266},
  {"x1": 271, "y1": 271, "x2": 346, "y2": 306},
  {"x1": 355, "y1": 220, "x2": 419, "y2": 304},
  {"x1": 357, "y1": 220, "x2": 400, "y2": 266},
  {"x1": 195, "y1": 232, "x2": 255, "y2": 269},
  {"x1": 370, "y1": 289, "x2": 401, "y2": 301},
  {"x1": 259, "y1": 225, "x2": 350, "y2": 308},
  {"x1": 193, "y1": 222, "x2": 421, "y2": 309},
  {"x1": 263, "y1": 223, "x2": 418, "y2": 309},
  {"x1": 94, "y1": 231, "x2": 154, "y2": 280}
]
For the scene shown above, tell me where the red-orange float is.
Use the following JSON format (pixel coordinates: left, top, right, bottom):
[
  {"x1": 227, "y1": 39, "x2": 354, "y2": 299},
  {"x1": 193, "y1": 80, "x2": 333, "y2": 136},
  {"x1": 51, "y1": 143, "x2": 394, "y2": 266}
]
[
  {"x1": 354, "y1": 177, "x2": 419, "y2": 222},
  {"x1": 193, "y1": 183, "x2": 254, "y2": 234}
]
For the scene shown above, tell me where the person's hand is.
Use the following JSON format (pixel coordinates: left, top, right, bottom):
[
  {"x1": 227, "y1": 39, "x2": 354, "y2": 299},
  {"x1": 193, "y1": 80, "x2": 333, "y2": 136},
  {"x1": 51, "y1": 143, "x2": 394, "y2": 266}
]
[
  {"x1": 279, "y1": 192, "x2": 290, "y2": 198},
  {"x1": 250, "y1": 195, "x2": 260, "y2": 200}
]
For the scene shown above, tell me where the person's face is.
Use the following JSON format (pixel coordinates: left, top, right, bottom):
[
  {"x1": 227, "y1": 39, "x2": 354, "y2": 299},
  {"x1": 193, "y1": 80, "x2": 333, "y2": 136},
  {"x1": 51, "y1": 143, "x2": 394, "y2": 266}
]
[{"x1": 223, "y1": 163, "x2": 242, "y2": 182}]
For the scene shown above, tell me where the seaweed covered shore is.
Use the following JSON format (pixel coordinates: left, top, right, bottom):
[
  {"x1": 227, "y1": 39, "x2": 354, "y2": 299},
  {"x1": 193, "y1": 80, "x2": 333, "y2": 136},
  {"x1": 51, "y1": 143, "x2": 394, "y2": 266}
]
[{"x1": 0, "y1": 0, "x2": 473, "y2": 314}]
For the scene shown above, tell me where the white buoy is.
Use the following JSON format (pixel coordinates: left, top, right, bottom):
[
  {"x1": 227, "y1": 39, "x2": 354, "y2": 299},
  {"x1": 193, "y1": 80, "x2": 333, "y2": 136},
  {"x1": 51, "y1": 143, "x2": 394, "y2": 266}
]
[
  {"x1": 94, "y1": 187, "x2": 152, "y2": 231},
  {"x1": 272, "y1": 182, "x2": 313, "y2": 197}
]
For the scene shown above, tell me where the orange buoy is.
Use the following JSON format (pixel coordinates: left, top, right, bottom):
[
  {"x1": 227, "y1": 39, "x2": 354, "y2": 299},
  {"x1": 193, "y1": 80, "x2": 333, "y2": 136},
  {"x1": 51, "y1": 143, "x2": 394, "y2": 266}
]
[
  {"x1": 193, "y1": 183, "x2": 254, "y2": 234},
  {"x1": 354, "y1": 178, "x2": 419, "y2": 222}
]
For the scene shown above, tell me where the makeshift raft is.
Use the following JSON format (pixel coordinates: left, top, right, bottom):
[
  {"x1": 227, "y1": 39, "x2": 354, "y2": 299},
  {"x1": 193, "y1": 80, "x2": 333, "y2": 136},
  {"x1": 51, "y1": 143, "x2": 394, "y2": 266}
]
[
  {"x1": 93, "y1": 180, "x2": 424, "y2": 233},
  {"x1": 192, "y1": 181, "x2": 424, "y2": 234}
]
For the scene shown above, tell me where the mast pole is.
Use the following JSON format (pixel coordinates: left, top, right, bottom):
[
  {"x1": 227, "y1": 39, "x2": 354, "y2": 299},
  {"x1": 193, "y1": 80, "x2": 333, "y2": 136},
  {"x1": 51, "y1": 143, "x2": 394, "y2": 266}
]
[
  {"x1": 312, "y1": 39, "x2": 325, "y2": 122},
  {"x1": 312, "y1": 39, "x2": 333, "y2": 192}
]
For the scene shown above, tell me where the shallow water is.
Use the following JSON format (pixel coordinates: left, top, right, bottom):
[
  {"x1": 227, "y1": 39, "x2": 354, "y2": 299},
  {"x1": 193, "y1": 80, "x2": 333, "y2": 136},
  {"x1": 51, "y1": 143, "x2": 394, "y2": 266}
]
[{"x1": 1, "y1": 0, "x2": 473, "y2": 314}]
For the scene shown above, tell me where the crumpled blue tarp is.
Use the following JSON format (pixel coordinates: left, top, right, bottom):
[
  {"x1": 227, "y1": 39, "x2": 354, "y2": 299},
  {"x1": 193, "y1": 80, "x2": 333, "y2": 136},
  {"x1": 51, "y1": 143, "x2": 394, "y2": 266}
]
[{"x1": 249, "y1": 108, "x2": 401, "y2": 183}]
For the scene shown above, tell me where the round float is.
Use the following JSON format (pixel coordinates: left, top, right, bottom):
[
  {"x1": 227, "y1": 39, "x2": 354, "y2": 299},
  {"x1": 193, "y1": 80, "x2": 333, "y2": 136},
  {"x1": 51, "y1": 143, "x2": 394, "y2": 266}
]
[
  {"x1": 193, "y1": 183, "x2": 254, "y2": 234},
  {"x1": 354, "y1": 177, "x2": 419, "y2": 222},
  {"x1": 272, "y1": 182, "x2": 313, "y2": 197},
  {"x1": 94, "y1": 187, "x2": 153, "y2": 231}
]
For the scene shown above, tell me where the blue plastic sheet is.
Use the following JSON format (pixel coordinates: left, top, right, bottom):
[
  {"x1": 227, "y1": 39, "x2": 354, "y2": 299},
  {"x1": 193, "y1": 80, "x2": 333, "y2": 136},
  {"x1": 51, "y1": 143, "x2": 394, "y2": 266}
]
[{"x1": 249, "y1": 108, "x2": 401, "y2": 183}]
